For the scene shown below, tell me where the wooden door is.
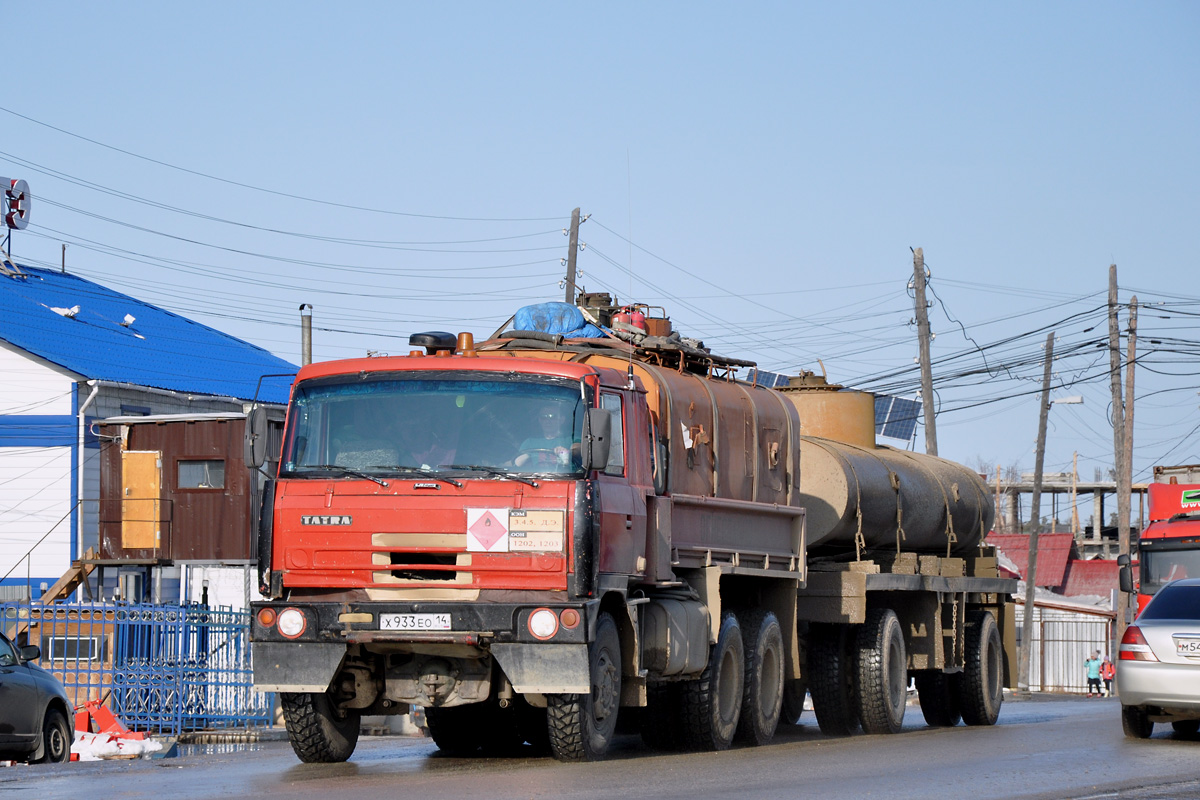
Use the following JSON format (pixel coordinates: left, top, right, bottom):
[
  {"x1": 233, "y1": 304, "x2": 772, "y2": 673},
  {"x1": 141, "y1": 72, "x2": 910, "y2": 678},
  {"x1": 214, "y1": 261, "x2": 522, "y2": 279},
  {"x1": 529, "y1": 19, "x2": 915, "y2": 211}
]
[{"x1": 121, "y1": 451, "x2": 162, "y2": 551}]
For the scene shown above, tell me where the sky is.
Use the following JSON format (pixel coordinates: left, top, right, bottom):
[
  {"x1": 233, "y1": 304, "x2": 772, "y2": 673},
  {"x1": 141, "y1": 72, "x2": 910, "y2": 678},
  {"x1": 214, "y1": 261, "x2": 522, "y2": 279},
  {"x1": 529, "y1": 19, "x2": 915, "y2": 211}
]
[{"x1": 2, "y1": 2, "x2": 1197, "y2": 517}]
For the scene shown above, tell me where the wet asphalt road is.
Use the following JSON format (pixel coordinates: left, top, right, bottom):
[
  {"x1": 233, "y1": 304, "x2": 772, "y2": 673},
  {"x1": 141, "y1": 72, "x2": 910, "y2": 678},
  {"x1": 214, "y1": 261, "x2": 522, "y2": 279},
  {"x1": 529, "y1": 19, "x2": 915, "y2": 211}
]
[{"x1": 4, "y1": 695, "x2": 1199, "y2": 800}]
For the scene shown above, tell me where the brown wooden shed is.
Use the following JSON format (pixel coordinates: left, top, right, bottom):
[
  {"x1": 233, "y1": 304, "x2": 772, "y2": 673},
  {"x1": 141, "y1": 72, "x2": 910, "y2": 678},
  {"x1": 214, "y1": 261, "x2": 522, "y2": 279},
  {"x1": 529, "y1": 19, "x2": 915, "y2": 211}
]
[{"x1": 97, "y1": 413, "x2": 281, "y2": 564}]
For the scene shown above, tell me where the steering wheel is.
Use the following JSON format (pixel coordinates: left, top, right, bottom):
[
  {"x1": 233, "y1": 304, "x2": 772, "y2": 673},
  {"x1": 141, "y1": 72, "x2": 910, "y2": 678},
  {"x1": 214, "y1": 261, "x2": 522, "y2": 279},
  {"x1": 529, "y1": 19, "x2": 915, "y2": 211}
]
[{"x1": 519, "y1": 448, "x2": 562, "y2": 467}]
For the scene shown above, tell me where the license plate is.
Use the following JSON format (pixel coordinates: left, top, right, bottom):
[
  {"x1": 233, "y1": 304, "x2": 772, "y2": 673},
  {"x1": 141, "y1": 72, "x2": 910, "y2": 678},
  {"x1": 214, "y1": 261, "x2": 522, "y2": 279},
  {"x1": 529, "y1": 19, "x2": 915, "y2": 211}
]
[
  {"x1": 380, "y1": 613, "x2": 451, "y2": 631},
  {"x1": 1174, "y1": 637, "x2": 1200, "y2": 655}
]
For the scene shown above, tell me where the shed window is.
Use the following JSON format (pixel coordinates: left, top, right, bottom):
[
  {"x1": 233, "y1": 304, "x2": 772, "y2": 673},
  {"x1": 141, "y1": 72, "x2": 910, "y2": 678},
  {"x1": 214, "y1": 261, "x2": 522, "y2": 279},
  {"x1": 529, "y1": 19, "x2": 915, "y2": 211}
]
[
  {"x1": 46, "y1": 635, "x2": 106, "y2": 662},
  {"x1": 178, "y1": 459, "x2": 226, "y2": 489}
]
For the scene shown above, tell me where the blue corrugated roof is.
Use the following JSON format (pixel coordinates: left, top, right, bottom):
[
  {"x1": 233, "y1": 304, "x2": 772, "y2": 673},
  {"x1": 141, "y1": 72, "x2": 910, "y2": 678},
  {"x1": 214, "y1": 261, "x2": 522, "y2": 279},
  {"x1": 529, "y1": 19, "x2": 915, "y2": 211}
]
[{"x1": 0, "y1": 264, "x2": 296, "y2": 403}]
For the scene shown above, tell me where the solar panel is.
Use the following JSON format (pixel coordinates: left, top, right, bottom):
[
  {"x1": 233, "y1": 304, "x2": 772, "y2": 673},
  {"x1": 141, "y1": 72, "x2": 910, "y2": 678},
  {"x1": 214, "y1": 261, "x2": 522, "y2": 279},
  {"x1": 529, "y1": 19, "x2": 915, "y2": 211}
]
[
  {"x1": 745, "y1": 368, "x2": 789, "y2": 388},
  {"x1": 874, "y1": 394, "x2": 921, "y2": 442}
]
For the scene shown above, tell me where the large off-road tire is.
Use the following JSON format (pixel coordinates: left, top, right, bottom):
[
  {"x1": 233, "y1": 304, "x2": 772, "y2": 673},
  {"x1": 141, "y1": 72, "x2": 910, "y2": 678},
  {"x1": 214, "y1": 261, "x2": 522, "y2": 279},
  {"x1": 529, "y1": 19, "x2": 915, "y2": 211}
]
[
  {"x1": 679, "y1": 612, "x2": 745, "y2": 751},
  {"x1": 915, "y1": 671, "x2": 962, "y2": 727},
  {"x1": 855, "y1": 608, "x2": 907, "y2": 734},
  {"x1": 957, "y1": 610, "x2": 1003, "y2": 726},
  {"x1": 809, "y1": 623, "x2": 860, "y2": 736},
  {"x1": 32, "y1": 709, "x2": 71, "y2": 764},
  {"x1": 547, "y1": 611, "x2": 622, "y2": 762},
  {"x1": 426, "y1": 703, "x2": 490, "y2": 756},
  {"x1": 1122, "y1": 705, "x2": 1154, "y2": 739},
  {"x1": 281, "y1": 691, "x2": 361, "y2": 763},
  {"x1": 736, "y1": 610, "x2": 785, "y2": 746},
  {"x1": 778, "y1": 679, "x2": 808, "y2": 727},
  {"x1": 640, "y1": 682, "x2": 685, "y2": 751}
]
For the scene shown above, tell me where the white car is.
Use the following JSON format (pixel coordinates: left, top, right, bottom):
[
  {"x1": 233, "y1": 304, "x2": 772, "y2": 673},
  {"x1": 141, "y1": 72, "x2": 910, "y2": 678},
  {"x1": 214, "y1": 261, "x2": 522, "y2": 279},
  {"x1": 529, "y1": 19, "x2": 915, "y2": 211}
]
[{"x1": 1118, "y1": 577, "x2": 1200, "y2": 738}]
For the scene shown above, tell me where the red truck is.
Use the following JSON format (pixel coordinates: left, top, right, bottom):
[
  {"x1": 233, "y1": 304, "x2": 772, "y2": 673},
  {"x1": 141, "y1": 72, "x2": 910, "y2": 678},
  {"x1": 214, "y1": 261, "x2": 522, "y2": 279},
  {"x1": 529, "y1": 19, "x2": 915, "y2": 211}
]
[
  {"x1": 247, "y1": 300, "x2": 1016, "y2": 763},
  {"x1": 1123, "y1": 465, "x2": 1200, "y2": 614}
]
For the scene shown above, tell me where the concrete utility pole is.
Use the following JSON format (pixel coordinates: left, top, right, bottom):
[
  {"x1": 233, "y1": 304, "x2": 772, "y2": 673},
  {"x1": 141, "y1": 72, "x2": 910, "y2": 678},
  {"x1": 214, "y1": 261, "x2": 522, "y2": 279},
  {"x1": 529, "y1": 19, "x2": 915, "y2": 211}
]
[
  {"x1": 1019, "y1": 330, "x2": 1055, "y2": 694},
  {"x1": 1118, "y1": 297, "x2": 1138, "y2": 642},
  {"x1": 300, "y1": 304, "x2": 313, "y2": 366},
  {"x1": 564, "y1": 207, "x2": 581, "y2": 304},
  {"x1": 912, "y1": 247, "x2": 937, "y2": 456}
]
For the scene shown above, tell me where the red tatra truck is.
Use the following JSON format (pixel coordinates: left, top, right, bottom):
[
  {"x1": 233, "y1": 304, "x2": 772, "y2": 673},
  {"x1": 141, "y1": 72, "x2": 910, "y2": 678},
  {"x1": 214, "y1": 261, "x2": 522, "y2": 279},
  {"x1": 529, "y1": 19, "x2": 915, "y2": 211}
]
[
  {"x1": 248, "y1": 300, "x2": 1016, "y2": 763},
  {"x1": 1125, "y1": 465, "x2": 1200, "y2": 615}
]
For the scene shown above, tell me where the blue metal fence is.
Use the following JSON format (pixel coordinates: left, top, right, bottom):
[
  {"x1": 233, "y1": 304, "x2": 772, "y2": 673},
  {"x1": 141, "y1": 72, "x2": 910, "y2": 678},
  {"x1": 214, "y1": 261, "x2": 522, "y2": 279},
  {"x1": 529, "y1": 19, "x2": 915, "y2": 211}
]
[{"x1": 1, "y1": 601, "x2": 273, "y2": 734}]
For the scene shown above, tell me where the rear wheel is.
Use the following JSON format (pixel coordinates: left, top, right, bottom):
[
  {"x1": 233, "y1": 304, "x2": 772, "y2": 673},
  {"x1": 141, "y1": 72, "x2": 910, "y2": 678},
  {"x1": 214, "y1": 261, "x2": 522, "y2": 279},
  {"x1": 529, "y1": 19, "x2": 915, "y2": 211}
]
[
  {"x1": 957, "y1": 610, "x2": 1003, "y2": 726},
  {"x1": 32, "y1": 709, "x2": 71, "y2": 764},
  {"x1": 679, "y1": 612, "x2": 745, "y2": 751},
  {"x1": 915, "y1": 671, "x2": 962, "y2": 727},
  {"x1": 1122, "y1": 705, "x2": 1154, "y2": 739},
  {"x1": 281, "y1": 691, "x2": 361, "y2": 763},
  {"x1": 809, "y1": 624, "x2": 859, "y2": 736},
  {"x1": 547, "y1": 611, "x2": 622, "y2": 762},
  {"x1": 736, "y1": 610, "x2": 785, "y2": 746},
  {"x1": 856, "y1": 608, "x2": 907, "y2": 734}
]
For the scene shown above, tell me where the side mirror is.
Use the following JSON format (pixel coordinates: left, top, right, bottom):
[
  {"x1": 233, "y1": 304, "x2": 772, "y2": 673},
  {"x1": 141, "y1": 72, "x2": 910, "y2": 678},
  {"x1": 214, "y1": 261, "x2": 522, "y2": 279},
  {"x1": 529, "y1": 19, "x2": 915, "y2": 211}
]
[
  {"x1": 1116, "y1": 554, "x2": 1130, "y2": 567},
  {"x1": 582, "y1": 408, "x2": 612, "y2": 472},
  {"x1": 244, "y1": 406, "x2": 269, "y2": 469},
  {"x1": 1119, "y1": 564, "x2": 1134, "y2": 594},
  {"x1": 19, "y1": 644, "x2": 40, "y2": 662}
]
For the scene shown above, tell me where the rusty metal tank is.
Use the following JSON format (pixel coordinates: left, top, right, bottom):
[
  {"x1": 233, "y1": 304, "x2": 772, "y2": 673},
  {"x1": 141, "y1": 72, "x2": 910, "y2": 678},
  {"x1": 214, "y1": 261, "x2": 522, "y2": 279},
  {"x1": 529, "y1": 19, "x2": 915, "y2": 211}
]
[
  {"x1": 779, "y1": 372, "x2": 875, "y2": 449},
  {"x1": 797, "y1": 437, "x2": 993, "y2": 555}
]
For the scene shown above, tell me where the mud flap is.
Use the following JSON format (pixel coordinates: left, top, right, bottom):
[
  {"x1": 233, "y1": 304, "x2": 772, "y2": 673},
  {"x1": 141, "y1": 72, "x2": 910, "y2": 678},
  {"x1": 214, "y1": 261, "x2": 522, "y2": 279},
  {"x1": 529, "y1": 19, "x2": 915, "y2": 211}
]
[
  {"x1": 252, "y1": 642, "x2": 345, "y2": 692},
  {"x1": 491, "y1": 643, "x2": 590, "y2": 694}
]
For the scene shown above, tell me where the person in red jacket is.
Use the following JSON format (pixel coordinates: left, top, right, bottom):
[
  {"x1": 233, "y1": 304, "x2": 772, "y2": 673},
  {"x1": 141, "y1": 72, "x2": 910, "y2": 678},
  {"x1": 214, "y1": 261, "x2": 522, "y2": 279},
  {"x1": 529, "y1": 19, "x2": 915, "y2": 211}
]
[{"x1": 1100, "y1": 655, "x2": 1115, "y2": 697}]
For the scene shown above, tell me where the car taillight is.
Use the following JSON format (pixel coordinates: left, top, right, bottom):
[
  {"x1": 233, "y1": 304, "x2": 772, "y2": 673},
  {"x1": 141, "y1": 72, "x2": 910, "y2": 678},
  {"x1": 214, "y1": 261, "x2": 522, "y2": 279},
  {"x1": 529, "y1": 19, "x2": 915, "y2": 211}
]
[
  {"x1": 528, "y1": 608, "x2": 559, "y2": 640},
  {"x1": 1119, "y1": 625, "x2": 1159, "y2": 662}
]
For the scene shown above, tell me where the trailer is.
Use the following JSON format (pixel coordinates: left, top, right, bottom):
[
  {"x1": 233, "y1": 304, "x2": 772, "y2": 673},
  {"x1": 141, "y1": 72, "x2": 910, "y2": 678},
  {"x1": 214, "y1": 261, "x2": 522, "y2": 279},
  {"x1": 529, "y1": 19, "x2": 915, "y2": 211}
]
[{"x1": 247, "y1": 299, "x2": 1016, "y2": 762}]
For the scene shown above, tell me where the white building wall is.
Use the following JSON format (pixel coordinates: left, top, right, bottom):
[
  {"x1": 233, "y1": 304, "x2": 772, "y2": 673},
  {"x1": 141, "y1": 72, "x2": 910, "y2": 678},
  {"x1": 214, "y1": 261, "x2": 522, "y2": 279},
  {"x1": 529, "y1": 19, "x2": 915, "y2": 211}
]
[
  {"x1": 0, "y1": 341, "x2": 75, "y2": 416},
  {"x1": 0, "y1": 345, "x2": 78, "y2": 596},
  {"x1": 0, "y1": 446, "x2": 73, "y2": 587}
]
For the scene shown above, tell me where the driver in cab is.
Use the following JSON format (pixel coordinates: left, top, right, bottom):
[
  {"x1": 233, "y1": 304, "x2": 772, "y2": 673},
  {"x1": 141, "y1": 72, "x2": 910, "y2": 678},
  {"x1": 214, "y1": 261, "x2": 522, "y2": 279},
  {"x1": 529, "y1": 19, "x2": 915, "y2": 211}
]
[{"x1": 513, "y1": 404, "x2": 578, "y2": 470}]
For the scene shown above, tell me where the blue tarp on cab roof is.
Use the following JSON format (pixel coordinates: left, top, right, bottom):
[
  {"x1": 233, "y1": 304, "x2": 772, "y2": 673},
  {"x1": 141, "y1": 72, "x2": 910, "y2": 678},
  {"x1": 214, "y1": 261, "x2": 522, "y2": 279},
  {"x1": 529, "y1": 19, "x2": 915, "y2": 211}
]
[{"x1": 513, "y1": 302, "x2": 605, "y2": 338}]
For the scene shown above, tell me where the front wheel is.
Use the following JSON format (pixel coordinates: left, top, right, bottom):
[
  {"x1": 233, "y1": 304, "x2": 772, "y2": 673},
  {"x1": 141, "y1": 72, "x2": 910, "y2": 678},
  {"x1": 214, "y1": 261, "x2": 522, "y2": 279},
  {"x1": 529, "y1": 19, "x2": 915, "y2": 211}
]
[
  {"x1": 547, "y1": 611, "x2": 622, "y2": 762},
  {"x1": 426, "y1": 703, "x2": 489, "y2": 756},
  {"x1": 281, "y1": 691, "x2": 361, "y2": 763},
  {"x1": 33, "y1": 709, "x2": 71, "y2": 764}
]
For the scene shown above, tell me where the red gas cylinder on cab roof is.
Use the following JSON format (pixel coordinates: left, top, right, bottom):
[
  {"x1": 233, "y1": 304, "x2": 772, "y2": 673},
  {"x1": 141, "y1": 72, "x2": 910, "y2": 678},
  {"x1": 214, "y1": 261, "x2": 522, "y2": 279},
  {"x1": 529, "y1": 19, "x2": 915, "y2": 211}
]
[{"x1": 613, "y1": 306, "x2": 647, "y2": 332}]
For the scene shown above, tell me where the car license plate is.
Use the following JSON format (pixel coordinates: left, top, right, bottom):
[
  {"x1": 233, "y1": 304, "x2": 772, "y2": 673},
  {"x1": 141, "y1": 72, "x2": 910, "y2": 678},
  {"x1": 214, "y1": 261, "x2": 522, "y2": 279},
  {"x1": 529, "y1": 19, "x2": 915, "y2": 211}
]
[
  {"x1": 1174, "y1": 637, "x2": 1200, "y2": 656},
  {"x1": 380, "y1": 613, "x2": 452, "y2": 631}
]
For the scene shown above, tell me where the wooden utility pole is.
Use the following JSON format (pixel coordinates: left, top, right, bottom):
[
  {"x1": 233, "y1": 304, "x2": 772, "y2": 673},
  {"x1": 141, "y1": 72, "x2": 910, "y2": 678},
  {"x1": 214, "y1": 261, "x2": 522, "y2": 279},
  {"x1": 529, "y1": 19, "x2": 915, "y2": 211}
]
[
  {"x1": 995, "y1": 463, "x2": 1004, "y2": 534},
  {"x1": 1107, "y1": 265, "x2": 1130, "y2": 635},
  {"x1": 1020, "y1": 331, "x2": 1055, "y2": 694},
  {"x1": 1118, "y1": 297, "x2": 1138, "y2": 641},
  {"x1": 564, "y1": 207, "x2": 581, "y2": 304},
  {"x1": 913, "y1": 247, "x2": 938, "y2": 456},
  {"x1": 1071, "y1": 451, "x2": 1080, "y2": 538}
]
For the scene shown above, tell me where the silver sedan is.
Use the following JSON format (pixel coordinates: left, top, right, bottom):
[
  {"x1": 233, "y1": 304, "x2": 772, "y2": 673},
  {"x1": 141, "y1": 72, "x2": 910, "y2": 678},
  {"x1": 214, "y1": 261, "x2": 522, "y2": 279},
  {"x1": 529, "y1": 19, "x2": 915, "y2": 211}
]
[{"x1": 1118, "y1": 577, "x2": 1200, "y2": 738}]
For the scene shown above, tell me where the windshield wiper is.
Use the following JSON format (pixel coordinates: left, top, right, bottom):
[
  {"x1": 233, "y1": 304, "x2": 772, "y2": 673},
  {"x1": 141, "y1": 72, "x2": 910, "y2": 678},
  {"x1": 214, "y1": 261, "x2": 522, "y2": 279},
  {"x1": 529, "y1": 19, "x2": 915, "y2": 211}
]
[
  {"x1": 300, "y1": 464, "x2": 390, "y2": 487},
  {"x1": 440, "y1": 464, "x2": 539, "y2": 488},
  {"x1": 378, "y1": 466, "x2": 463, "y2": 488}
]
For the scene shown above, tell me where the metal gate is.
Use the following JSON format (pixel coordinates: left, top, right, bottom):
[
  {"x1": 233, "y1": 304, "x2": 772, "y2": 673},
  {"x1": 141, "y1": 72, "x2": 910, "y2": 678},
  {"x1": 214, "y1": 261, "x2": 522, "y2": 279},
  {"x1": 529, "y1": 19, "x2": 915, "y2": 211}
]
[
  {"x1": 1018, "y1": 603, "x2": 1114, "y2": 693},
  {"x1": 1, "y1": 601, "x2": 273, "y2": 734}
]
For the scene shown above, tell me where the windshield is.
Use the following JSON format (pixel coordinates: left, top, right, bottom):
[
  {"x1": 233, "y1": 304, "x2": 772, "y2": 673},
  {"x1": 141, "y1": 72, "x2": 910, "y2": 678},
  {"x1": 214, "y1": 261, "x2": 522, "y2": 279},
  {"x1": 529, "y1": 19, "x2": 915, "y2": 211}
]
[
  {"x1": 1141, "y1": 547, "x2": 1200, "y2": 595},
  {"x1": 280, "y1": 374, "x2": 586, "y2": 478}
]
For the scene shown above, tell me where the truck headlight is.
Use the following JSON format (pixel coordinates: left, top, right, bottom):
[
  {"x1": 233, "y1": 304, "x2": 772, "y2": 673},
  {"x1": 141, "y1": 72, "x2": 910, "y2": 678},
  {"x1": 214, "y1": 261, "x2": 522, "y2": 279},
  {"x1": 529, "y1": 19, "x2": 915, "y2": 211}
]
[
  {"x1": 528, "y1": 608, "x2": 559, "y2": 640},
  {"x1": 278, "y1": 607, "x2": 307, "y2": 639}
]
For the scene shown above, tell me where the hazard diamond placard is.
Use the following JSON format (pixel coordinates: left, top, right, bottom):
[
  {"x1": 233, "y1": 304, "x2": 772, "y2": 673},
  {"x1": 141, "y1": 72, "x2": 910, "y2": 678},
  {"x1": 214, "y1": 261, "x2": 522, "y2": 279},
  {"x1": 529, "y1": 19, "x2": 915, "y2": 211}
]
[{"x1": 466, "y1": 508, "x2": 510, "y2": 552}]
